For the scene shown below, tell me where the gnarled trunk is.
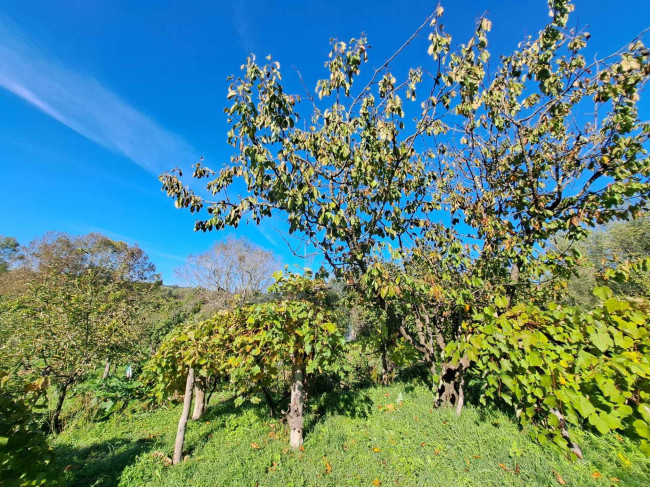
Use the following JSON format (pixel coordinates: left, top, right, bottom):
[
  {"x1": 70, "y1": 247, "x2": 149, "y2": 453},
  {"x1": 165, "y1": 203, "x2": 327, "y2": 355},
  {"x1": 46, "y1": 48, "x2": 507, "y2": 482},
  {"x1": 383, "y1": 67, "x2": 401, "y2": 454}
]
[
  {"x1": 379, "y1": 343, "x2": 395, "y2": 386},
  {"x1": 435, "y1": 360, "x2": 467, "y2": 415},
  {"x1": 191, "y1": 377, "x2": 205, "y2": 420},
  {"x1": 287, "y1": 364, "x2": 304, "y2": 449},
  {"x1": 173, "y1": 367, "x2": 194, "y2": 464}
]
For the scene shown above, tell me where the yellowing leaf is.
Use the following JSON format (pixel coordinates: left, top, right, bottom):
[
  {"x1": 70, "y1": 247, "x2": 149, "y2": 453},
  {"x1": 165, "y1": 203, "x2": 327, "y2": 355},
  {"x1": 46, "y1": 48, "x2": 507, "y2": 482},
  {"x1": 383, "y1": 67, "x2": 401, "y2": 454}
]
[
  {"x1": 372, "y1": 479, "x2": 382, "y2": 486},
  {"x1": 553, "y1": 470, "x2": 566, "y2": 485},
  {"x1": 250, "y1": 442, "x2": 260, "y2": 450},
  {"x1": 373, "y1": 447, "x2": 381, "y2": 453},
  {"x1": 591, "y1": 471, "x2": 602, "y2": 479}
]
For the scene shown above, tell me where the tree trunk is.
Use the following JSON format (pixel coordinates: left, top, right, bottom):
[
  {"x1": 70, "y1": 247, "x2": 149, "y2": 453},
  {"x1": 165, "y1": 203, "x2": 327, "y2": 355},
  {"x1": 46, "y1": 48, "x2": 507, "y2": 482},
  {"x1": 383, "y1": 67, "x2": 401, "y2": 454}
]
[
  {"x1": 52, "y1": 382, "x2": 68, "y2": 434},
  {"x1": 550, "y1": 408, "x2": 584, "y2": 459},
  {"x1": 206, "y1": 376, "x2": 218, "y2": 406},
  {"x1": 191, "y1": 377, "x2": 205, "y2": 420},
  {"x1": 287, "y1": 363, "x2": 304, "y2": 449},
  {"x1": 173, "y1": 367, "x2": 194, "y2": 464},
  {"x1": 435, "y1": 362, "x2": 464, "y2": 410},
  {"x1": 102, "y1": 358, "x2": 111, "y2": 379},
  {"x1": 379, "y1": 342, "x2": 394, "y2": 386},
  {"x1": 262, "y1": 386, "x2": 277, "y2": 417}
]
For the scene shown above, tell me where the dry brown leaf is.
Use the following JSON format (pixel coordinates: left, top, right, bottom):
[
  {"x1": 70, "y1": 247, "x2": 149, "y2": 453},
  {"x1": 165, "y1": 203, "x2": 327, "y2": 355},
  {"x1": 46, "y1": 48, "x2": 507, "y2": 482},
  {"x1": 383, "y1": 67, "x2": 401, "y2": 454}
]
[
  {"x1": 421, "y1": 442, "x2": 426, "y2": 447},
  {"x1": 251, "y1": 442, "x2": 260, "y2": 450},
  {"x1": 552, "y1": 470, "x2": 566, "y2": 485}
]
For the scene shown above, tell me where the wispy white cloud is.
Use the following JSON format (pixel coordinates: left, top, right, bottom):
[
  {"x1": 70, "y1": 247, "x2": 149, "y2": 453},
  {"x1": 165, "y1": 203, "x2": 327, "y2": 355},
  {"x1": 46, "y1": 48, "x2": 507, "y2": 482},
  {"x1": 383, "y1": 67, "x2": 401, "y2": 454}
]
[
  {"x1": 231, "y1": 0, "x2": 255, "y2": 51},
  {"x1": 256, "y1": 223, "x2": 278, "y2": 248},
  {"x1": 0, "y1": 16, "x2": 196, "y2": 174}
]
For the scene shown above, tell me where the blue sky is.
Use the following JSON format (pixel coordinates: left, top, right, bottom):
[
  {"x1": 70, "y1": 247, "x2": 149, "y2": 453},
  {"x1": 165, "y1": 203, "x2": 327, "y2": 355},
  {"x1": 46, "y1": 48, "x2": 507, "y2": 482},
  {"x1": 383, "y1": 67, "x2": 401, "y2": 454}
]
[{"x1": 1, "y1": 0, "x2": 648, "y2": 284}]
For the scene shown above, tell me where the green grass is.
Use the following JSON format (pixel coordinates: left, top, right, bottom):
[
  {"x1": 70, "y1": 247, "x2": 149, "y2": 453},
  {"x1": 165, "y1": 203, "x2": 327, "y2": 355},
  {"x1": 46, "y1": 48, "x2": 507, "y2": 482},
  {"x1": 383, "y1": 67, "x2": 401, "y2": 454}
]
[{"x1": 53, "y1": 384, "x2": 649, "y2": 487}]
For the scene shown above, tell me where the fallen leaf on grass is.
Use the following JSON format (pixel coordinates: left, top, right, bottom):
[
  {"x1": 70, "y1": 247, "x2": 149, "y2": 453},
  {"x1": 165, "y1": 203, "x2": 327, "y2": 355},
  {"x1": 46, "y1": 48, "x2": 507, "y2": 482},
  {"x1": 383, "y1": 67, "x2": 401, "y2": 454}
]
[
  {"x1": 499, "y1": 463, "x2": 509, "y2": 472},
  {"x1": 473, "y1": 455, "x2": 481, "y2": 459},
  {"x1": 373, "y1": 447, "x2": 381, "y2": 453},
  {"x1": 372, "y1": 479, "x2": 381, "y2": 486},
  {"x1": 591, "y1": 471, "x2": 601, "y2": 479},
  {"x1": 299, "y1": 445, "x2": 305, "y2": 452},
  {"x1": 552, "y1": 470, "x2": 566, "y2": 485},
  {"x1": 324, "y1": 457, "x2": 332, "y2": 474},
  {"x1": 421, "y1": 442, "x2": 426, "y2": 447},
  {"x1": 610, "y1": 478, "x2": 620, "y2": 483},
  {"x1": 251, "y1": 442, "x2": 260, "y2": 450},
  {"x1": 434, "y1": 448, "x2": 440, "y2": 455}
]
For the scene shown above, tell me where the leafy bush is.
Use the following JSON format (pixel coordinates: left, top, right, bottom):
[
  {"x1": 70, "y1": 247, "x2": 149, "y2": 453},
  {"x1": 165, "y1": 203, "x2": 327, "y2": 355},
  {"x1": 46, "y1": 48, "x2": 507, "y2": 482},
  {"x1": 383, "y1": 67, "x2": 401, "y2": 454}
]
[
  {"x1": 456, "y1": 288, "x2": 650, "y2": 457},
  {"x1": 0, "y1": 375, "x2": 61, "y2": 486},
  {"x1": 73, "y1": 376, "x2": 145, "y2": 421}
]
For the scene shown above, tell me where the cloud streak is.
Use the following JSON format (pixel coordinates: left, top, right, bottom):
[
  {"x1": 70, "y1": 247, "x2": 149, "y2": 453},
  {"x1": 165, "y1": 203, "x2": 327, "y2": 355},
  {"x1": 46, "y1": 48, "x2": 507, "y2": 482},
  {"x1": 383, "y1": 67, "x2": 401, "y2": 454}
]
[{"x1": 0, "y1": 16, "x2": 196, "y2": 174}]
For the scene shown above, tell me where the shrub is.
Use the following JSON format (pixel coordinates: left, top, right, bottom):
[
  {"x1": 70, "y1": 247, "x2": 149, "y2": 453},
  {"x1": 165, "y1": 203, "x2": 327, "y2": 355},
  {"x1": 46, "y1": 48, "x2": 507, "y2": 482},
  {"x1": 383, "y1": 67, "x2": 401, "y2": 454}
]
[{"x1": 456, "y1": 288, "x2": 650, "y2": 457}]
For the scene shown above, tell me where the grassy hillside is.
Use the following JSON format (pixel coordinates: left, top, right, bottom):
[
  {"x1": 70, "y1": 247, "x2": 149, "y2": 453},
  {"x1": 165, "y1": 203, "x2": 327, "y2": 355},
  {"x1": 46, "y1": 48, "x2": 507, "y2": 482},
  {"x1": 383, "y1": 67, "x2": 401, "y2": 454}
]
[{"x1": 52, "y1": 383, "x2": 649, "y2": 487}]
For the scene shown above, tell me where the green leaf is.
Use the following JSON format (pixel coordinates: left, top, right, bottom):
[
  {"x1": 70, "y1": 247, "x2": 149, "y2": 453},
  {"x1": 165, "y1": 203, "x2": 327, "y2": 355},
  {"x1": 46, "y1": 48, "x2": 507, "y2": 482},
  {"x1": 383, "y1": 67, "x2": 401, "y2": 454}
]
[
  {"x1": 591, "y1": 332, "x2": 613, "y2": 352},
  {"x1": 604, "y1": 298, "x2": 629, "y2": 313},
  {"x1": 633, "y1": 420, "x2": 650, "y2": 439},
  {"x1": 593, "y1": 286, "x2": 613, "y2": 301}
]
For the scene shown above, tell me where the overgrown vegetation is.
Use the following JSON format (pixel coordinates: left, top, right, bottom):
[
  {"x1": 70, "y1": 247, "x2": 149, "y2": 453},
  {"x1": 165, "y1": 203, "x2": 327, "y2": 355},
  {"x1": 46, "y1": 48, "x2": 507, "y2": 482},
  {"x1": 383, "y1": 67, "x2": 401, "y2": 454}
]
[{"x1": 2, "y1": 0, "x2": 650, "y2": 485}]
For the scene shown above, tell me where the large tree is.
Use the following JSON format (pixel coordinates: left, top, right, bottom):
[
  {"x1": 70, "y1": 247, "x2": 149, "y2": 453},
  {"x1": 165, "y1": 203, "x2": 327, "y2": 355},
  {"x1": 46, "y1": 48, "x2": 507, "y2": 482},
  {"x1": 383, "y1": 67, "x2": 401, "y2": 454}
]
[
  {"x1": 174, "y1": 235, "x2": 279, "y2": 312},
  {"x1": 0, "y1": 233, "x2": 160, "y2": 432},
  {"x1": 162, "y1": 0, "x2": 650, "y2": 403}
]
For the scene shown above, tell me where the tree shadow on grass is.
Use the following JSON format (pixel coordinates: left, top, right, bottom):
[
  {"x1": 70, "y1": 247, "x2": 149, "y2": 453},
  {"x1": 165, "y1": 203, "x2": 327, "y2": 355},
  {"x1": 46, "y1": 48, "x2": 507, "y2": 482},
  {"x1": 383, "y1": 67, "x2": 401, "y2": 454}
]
[
  {"x1": 302, "y1": 388, "x2": 375, "y2": 438},
  {"x1": 55, "y1": 437, "x2": 154, "y2": 487}
]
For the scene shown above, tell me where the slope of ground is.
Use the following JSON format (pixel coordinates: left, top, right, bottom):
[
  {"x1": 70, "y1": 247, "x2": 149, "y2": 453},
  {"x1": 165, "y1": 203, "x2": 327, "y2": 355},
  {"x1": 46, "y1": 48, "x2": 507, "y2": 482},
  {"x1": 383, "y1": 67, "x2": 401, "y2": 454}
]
[{"x1": 53, "y1": 384, "x2": 649, "y2": 487}]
